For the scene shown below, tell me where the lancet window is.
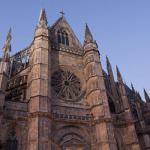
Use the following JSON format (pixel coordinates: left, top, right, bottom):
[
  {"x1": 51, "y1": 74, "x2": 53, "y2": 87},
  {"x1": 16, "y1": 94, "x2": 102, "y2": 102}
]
[
  {"x1": 57, "y1": 29, "x2": 69, "y2": 46},
  {"x1": 6, "y1": 128, "x2": 18, "y2": 150}
]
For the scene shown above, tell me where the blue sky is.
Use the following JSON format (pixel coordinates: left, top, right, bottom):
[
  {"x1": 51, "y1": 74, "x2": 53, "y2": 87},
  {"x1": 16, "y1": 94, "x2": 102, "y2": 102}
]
[{"x1": 0, "y1": 0, "x2": 150, "y2": 100}]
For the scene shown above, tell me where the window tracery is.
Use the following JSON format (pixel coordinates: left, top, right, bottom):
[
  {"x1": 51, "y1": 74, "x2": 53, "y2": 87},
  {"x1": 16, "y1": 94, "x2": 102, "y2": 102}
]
[
  {"x1": 51, "y1": 69, "x2": 81, "y2": 101},
  {"x1": 57, "y1": 29, "x2": 69, "y2": 46}
]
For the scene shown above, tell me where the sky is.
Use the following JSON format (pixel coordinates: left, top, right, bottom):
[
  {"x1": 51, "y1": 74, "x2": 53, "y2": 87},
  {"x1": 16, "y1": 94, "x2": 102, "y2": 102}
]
[{"x1": 0, "y1": 0, "x2": 150, "y2": 100}]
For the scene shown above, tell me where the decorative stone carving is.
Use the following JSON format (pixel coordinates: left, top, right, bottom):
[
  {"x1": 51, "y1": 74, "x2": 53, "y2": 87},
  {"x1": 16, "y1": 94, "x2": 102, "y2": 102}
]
[{"x1": 51, "y1": 69, "x2": 82, "y2": 101}]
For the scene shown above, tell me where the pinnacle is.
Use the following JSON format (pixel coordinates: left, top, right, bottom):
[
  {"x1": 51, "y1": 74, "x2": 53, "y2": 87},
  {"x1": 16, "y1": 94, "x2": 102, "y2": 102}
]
[
  {"x1": 2, "y1": 28, "x2": 12, "y2": 61},
  {"x1": 106, "y1": 56, "x2": 111, "y2": 69},
  {"x1": 137, "y1": 92, "x2": 142, "y2": 100},
  {"x1": 85, "y1": 24, "x2": 92, "y2": 36},
  {"x1": 3, "y1": 27, "x2": 11, "y2": 50},
  {"x1": 131, "y1": 83, "x2": 135, "y2": 94},
  {"x1": 116, "y1": 65, "x2": 123, "y2": 84},
  {"x1": 106, "y1": 56, "x2": 113, "y2": 76},
  {"x1": 116, "y1": 65, "x2": 121, "y2": 78},
  {"x1": 7, "y1": 28, "x2": 11, "y2": 40},
  {"x1": 38, "y1": 8, "x2": 47, "y2": 27},
  {"x1": 144, "y1": 88, "x2": 150, "y2": 103},
  {"x1": 85, "y1": 23, "x2": 93, "y2": 42},
  {"x1": 41, "y1": 9, "x2": 47, "y2": 21}
]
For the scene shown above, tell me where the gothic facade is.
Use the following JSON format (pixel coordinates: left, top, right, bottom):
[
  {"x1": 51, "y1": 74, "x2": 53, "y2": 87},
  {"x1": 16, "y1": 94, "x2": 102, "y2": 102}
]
[{"x1": 0, "y1": 9, "x2": 150, "y2": 150}]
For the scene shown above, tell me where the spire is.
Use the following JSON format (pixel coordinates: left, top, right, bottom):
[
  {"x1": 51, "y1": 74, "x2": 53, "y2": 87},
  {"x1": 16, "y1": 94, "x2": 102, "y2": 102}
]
[
  {"x1": 7, "y1": 28, "x2": 11, "y2": 41},
  {"x1": 131, "y1": 83, "x2": 135, "y2": 94},
  {"x1": 106, "y1": 56, "x2": 114, "y2": 77},
  {"x1": 106, "y1": 56, "x2": 112, "y2": 73},
  {"x1": 2, "y1": 28, "x2": 11, "y2": 61},
  {"x1": 85, "y1": 23, "x2": 94, "y2": 43},
  {"x1": 116, "y1": 65, "x2": 123, "y2": 84},
  {"x1": 106, "y1": 56, "x2": 118, "y2": 99},
  {"x1": 38, "y1": 8, "x2": 47, "y2": 27},
  {"x1": 84, "y1": 23, "x2": 98, "y2": 51},
  {"x1": 144, "y1": 88, "x2": 150, "y2": 103},
  {"x1": 131, "y1": 84, "x2": 142, "y2": 102},
  {"x1": 137, "y1": 92, "x2": 142, "y2": 101}
]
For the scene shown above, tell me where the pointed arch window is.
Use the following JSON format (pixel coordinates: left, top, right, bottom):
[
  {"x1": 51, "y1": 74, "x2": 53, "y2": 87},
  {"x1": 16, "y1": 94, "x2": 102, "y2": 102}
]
[
  {"x1": 57, "y1": 29, "x2": 69, "y2": 46},
  {"x1": 6, "y1": 128, "x2": 18, "y2": 150}
]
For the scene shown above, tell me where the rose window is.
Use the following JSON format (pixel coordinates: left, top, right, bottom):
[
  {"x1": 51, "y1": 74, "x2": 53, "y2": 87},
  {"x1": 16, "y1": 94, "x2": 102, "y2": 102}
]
[{"x1": 51, "y1": 69, "x2": 82, "y2": 100}]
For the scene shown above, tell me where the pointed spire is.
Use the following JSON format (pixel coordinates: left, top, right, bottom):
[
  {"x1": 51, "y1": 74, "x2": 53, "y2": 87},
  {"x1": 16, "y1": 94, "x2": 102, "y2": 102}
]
[
  {"x1": 116, "y1": 65, "x2": 123, "y2": 84},
  {"x1": 7, "y1": 28, "x2": 11, "y2": 41},
  {"x1": 38, "y1": 8, "x2": 47, "y2": 27},
  {"x1": 144, "y1": 88, "x2": 150, "y2": 103},
  {"x1": 85, "y1": 23, "x2": 94, "y2": 43},
  {"x1": 106, "y1": 56, "x2": 112, "y2": 71},
  {"x1": 84, "y1": 23, "x2": 98, "y2": 51},
  {"x1": 2, "y1": 28, "x2": 11, "y2": 61},
  {"x1": 131, "y1": 83, "x2": 135, "y2": 94},
  {"x1": 137, "y1": 92, "x2": 142, "y2": 100},
  {"x1": 106, "y1": 56, "x2": 114, "y2": 77}
]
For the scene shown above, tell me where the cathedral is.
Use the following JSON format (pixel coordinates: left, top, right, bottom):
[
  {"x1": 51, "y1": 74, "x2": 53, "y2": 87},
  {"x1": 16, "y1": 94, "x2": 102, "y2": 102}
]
[{"x1": 0, "y1": 8, "x2": 150, "y2": 150}]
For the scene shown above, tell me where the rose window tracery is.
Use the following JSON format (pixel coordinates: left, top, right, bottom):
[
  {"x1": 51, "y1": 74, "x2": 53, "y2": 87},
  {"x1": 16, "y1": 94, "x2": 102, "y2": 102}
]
[{"x1": 51, "y1": 69, "x2": 82, "y2": 101}]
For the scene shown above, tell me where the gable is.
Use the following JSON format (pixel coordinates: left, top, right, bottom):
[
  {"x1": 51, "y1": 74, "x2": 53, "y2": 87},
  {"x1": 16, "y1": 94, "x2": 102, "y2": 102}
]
[
  {"x1": 61, "y1": 134, "x2": 86, "y2": 144},
  {"x1": 50, "y1": 17, "x2": 83, "y2": 50}
]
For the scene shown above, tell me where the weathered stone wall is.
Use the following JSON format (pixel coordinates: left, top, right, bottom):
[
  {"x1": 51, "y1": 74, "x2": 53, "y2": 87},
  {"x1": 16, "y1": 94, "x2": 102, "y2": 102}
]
[{"x1": 1, "y1": 10, "x2": 150, "y2": 150}]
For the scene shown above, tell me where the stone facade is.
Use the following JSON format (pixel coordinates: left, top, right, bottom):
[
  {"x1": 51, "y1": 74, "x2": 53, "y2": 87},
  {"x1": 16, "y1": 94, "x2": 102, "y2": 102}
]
[{"x1": 0, "y1": 9, "x2": 150, "y2": 150}]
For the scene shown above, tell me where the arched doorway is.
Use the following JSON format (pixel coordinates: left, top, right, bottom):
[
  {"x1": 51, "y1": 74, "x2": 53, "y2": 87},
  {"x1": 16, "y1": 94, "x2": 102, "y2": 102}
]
[
  {"x1": 53, "y1": 125, "x2": 91, "y2": 150},
  {"x1": 6, "y1": 128, "x2": 18, "y2": 150},
  {"x1": 5, "y1": 124, "x2": 22, "y2": 150}
]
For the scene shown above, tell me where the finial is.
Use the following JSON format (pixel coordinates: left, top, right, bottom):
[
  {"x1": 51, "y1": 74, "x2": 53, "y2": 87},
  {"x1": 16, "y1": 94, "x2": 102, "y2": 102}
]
[{"x1": 60, "y1": 11, "x2": 65, "y2": 17}]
